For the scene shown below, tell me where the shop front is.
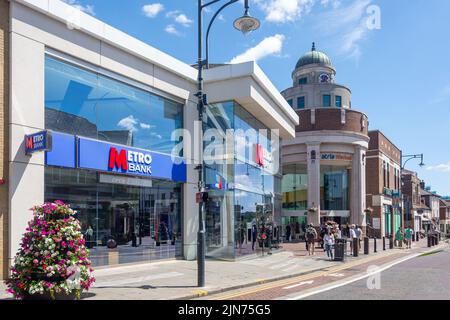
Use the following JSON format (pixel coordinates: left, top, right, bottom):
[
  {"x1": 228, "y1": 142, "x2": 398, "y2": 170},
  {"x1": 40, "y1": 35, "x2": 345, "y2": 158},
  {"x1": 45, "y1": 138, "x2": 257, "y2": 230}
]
[{"x1": 42, "y1": 55, "x2": 186, "y2": 266}]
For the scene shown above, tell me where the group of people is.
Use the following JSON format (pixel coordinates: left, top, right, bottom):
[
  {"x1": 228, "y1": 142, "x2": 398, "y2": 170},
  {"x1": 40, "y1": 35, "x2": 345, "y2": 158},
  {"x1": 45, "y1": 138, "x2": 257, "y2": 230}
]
[
  {"x1": 303, "y1": 223, "x2": 365, "y2": 260},
  {"x1": 394, "y1": 226, "x2": 414, "y2": 249}
]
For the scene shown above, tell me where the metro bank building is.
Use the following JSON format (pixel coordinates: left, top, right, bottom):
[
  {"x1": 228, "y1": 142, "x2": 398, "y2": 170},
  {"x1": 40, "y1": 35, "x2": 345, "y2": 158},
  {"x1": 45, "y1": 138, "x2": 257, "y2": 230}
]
[{"x1": 0, "y1": 0, "x2": 298, "y2": 276}]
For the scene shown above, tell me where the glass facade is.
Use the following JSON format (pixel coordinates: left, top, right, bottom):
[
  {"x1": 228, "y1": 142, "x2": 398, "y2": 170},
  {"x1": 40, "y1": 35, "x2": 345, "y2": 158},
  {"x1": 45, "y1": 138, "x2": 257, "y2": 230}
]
[
  {"x1": 45, "y1": 56, "x2": 183, "y2": 154},
  {"x1": 44, "y1": 56, "x2": 185, "y2": 266},
  {"x1": 282, "y1": 164, "x2": 308, "y2": 211},
  {"x1": 203, "y1": 101, "x2": 280, "y2": 259},
  {"x1": 323, "y1": 95, "x2": 331, "y2": 107},
  {"x1": 320, "y1": 165, "x2": 349, "y2": 211}
]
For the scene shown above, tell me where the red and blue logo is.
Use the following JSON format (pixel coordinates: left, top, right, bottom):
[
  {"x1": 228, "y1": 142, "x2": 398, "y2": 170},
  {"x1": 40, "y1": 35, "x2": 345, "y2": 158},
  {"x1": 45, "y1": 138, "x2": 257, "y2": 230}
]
[{"x1": 108, "y1": 147, "x2": 152, "y2": 174}]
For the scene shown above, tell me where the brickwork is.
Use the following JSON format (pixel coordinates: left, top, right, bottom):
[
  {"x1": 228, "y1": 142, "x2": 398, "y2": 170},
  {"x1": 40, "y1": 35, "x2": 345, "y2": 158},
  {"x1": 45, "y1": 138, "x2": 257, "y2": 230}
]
[{"x1": 0, "y1": 0, "x2": 9, "y2": 280}]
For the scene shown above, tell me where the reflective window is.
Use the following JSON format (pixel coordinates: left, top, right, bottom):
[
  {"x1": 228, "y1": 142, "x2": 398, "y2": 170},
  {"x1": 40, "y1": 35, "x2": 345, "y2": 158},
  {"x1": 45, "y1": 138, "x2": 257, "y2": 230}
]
[
  {"x1": 320, "y1": 165, "x2": 349, "y2": 210},
  {"x1": 323, "y1": 95, "x2": 331, "y2": 107},
  {"x1": 45, "y1": 167, "x2": 183, "y2": 266},
  {"x1": 282, "y1": 164, "x2": 308, "y2": 211},
  {"x1": 298, "y1": 77, "x2": 308, "y2": 85},
  {"x1": 335, "y1": 95, "x2": 342, "y2": 108},
  {"x1": 45, "y1": 56, "x2": 183, "y2": 155},
  {"x1": 297, "y1": 96, "x2": 305, "y2": 109}
]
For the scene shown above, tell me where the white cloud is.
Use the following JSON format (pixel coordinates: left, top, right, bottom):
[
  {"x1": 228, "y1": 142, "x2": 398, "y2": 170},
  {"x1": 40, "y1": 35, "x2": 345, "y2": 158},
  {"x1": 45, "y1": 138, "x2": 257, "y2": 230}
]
[
  {"x1": 175, "y1": 14, "x2": 193, "y2": 27},
  {"x1": 142, "y1": 3, "x2": 164, "y2": 18},
  {"x1": 254, "y1": 0, "x2": 315, "y2": 23},
  {"x1": 117, "y1": 115, "x2": 139, "y2": 132},
  {"x1": 165, "y1": 24, "x2": 181, "y2": 36},
  {"x1": 151, "y1": 132, "x2": 163, "y2": 139},
  {"x1": 228, "y1": 34, "x2": 286, "y2": 64},
  {"x1": 140, "y1": 123, "x2": 154, "y2": 130},
  {"x1": 430, "y1": 84, "x2": 450, "y2": 105},
  {"x1": 427, "y1": 163, "x2": 450, "y2": 173},
  {"x1": 62, "y1": 0, "x2": 95, "y2": 16},
  {"x1": 314, "y1": 0, "x2": 373, "y2": 59}
]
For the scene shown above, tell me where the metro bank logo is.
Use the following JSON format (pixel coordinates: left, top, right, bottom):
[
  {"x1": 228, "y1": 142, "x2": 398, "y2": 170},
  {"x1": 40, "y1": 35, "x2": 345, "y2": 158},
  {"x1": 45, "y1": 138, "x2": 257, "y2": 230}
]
[{"x1": 108, "y1": 147, "x2": 153, "y2": 174}]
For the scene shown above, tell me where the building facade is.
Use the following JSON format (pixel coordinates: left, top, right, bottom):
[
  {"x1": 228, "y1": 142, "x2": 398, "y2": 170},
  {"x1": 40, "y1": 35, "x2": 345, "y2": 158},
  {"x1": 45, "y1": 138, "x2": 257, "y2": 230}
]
[
  {"x1": 439, "y1": 199, "x2": 450, "y2": 234},
  {"x1": 281, "y1": 44, "x2": 369, "y2": 235},
  {"x1": 402, "y1": 169, "x2": 426, "y2": 233},
  {"x1": 0, "y1": 0, "x2": 10, "y2": 281},
  {"x1": 1, "y1": 0, "x2": 298, "y2": 278},
  {"x1": 365, "y1": 130, "x2": 402, "y2": 238},
  {"x1": 420, "y1": 188, "x2": 441, "y2": 233}
]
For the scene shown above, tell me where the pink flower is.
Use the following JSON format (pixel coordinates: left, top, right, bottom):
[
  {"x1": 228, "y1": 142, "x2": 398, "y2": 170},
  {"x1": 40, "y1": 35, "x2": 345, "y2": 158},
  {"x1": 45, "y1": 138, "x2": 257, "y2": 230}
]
[{"x1": 33, "y1": 259, "x2": 38, "y2": 264}]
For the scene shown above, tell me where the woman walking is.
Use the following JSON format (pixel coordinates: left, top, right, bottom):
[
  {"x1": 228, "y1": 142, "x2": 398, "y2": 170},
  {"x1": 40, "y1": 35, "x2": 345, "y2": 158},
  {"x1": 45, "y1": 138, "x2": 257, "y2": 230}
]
[{"x1": 323, "y1": 229, "x2": 335, "y2": 261}]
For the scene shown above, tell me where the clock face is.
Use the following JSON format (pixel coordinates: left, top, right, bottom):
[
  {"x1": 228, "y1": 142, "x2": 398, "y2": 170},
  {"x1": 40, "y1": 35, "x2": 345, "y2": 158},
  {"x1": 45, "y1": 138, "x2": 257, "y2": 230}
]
[{"x1": 319, "y1": 73, "x2": 330, "y2": 83}]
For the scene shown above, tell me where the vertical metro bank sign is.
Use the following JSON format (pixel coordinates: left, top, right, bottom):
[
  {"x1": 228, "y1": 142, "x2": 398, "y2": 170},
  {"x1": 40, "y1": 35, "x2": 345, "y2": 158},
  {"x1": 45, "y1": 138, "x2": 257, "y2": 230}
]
[
  {"x1": 78, "y1": 138, "x2": 186, "y2": 182},
  {"x1": 25, "y1": 131, "x2": 52, "y2": 155}
]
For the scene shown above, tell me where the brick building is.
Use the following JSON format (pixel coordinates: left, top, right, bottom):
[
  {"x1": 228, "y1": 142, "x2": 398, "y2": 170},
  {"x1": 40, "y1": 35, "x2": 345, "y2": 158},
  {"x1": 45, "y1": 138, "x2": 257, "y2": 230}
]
[
  {"x1": 365, "y1": 130, "x2": 402, "y2": 238},
  {"x1": 0, "y1": 0, "x2": 10, "y2": 281},
  {"x1": 402, "y1": 169, "x2": 426, "y2": 233}
]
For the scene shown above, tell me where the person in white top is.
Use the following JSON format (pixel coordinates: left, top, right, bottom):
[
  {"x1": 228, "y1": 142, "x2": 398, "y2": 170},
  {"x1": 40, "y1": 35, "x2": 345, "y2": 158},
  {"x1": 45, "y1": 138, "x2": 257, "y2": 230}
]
[
  {"x1": 323, "y1": 229, "x2": 335, "y2": 260},
  {"x1": 349, "y1": 224, "x2": 357, "y2": 253}
]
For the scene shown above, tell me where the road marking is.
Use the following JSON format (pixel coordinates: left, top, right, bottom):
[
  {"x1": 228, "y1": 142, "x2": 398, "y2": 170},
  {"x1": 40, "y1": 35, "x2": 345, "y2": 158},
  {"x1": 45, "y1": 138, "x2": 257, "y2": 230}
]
[
  {"x1": 287, "y1": 253, "x2": 422, "y2": 300},
  {"x1": 193, "y1": 290, "x2": 209, "y2": 297},
  {"x1": 283, "y1": 280, "x2": 314, "y2": 290},
  {"x1": 326, "y1": 273, "x2": 344, "y2": 277}
]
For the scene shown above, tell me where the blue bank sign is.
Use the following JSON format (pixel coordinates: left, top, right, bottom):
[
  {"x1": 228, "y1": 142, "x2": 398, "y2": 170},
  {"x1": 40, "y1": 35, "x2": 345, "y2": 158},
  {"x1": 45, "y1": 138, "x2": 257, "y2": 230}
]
[
  {"x1": 25, "y1": 131, "x2": 52, "y2": 155},
  {"x1": 45, "y1": 132, "x2": 186, "y2": 182}
]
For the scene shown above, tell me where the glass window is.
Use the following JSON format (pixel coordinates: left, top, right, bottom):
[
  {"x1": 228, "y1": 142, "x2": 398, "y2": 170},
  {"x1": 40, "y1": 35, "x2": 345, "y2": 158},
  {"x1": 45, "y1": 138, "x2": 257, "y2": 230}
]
[
  {"x1": 282, "y1": 164, "x2": 308, "y2": 211},
  {"x1": 298, "y1": 77, "x2": 307, "y2": 85},
  {"x1": 45, "y1": 167, "x2": 183, "y2": 267},
  {"x1": 287, "y1": 99, "x2": 293, "y2": 107},
  {"x1": 320, "y1": 165, "x2": 349, "y2": 210},
  {"x1": 335, "y1": 95, "x2": 342, "y2": 108},
  {"x1": 45, "y1": 56, "x2": 183, "y2": 155},
  {"x1": 323, "y1": 95, "x2": 331, "y2": 107},
  {"x1": 297, "y1": 96, "x2": 305, "y2": 109}
]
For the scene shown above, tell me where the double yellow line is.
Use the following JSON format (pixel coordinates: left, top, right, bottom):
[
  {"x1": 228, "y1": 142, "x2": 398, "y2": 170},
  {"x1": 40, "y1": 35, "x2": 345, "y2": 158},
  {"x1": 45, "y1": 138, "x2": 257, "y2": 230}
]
[{"x1": 206, "y1": 250, "x2": 398, "y2": 300}]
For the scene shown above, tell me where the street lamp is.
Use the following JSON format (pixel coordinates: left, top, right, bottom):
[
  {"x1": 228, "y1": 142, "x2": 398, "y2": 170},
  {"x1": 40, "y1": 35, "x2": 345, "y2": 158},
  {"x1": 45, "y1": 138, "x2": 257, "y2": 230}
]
[
  {"x1": 401, "y1": 153, "x2": 425, "y2": 170},
  {"x1": 196, "y1": 0, "x2": 260, "y2": 288}
]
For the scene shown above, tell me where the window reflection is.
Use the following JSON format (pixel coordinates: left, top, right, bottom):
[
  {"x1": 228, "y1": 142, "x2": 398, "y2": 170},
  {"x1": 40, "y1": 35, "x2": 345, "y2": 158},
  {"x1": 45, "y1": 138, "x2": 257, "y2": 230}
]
[
  {"x1": 320, "y1": 165, "x2": 349, "y2": 210},
  {"x1": 45, "y1": 56, "x2": 183, "y2": 154},
  {"x1": 282, "y1": 164, "x2": 308, "y2": 211}
]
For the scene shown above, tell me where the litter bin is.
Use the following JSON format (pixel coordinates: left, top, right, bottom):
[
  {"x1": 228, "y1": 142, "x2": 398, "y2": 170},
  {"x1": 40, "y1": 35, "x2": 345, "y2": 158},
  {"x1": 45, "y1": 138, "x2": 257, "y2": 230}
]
[{"x1": 334, "y1": 239, "x2": 347, "y2": 262}]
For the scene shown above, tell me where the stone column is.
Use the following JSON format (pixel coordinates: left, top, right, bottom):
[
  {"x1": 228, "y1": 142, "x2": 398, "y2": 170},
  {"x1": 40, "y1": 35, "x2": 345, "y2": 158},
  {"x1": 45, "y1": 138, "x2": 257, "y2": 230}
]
[
  {"x1": 306, "y1": 143, "x2": 320, "y2": 226},
  {"x1": 351, "y1": 146, "x2": 366, "y2": 228}
]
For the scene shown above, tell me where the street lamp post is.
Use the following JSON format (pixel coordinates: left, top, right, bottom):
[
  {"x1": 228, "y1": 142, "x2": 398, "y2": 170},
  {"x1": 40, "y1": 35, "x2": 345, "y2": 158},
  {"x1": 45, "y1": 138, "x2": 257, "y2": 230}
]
[{"x1": 196, "y1": 0, "x2": 260, "y2": 287}]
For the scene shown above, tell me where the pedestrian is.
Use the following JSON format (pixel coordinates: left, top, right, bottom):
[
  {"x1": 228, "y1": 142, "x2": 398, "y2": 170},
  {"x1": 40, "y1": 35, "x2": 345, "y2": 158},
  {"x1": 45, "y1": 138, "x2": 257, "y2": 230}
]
[
  {"x1": 252, "y1": 224, "x2": 257, "y2": 251},
  {"x1": 404, "y1": 226, "x2": 413, "y2": 249},
  {"x1": 395, "y1": 227, "x2": 404, "y2": 248},
  {"x1": 335, "y1": 224, "x2": 342, "y2": 239},
  {"x1": 323, "y1": 229, "x2": 335, "y2": 261},
  {"x1": 356, "y1": 225, "x2": 363, "y2": 251},
  {"x1": 320, "y1": 224, "x2": 326, "y2": 249},
  {"x1": 285, "y1": 224, "x2": 291, "y2": 243},
  {"x1": 305, "y1": 224, "x2": 318, "y2": 256},
  {"x1": 349, "y1": 224, "x2": 357, "y2": 253}
]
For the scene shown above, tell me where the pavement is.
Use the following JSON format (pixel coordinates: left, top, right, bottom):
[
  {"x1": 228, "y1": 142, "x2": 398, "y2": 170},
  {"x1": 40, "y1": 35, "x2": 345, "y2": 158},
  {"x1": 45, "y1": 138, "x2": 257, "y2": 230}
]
[{"x1": 0, "y1": 237, "x2": 444, "y2": 300}]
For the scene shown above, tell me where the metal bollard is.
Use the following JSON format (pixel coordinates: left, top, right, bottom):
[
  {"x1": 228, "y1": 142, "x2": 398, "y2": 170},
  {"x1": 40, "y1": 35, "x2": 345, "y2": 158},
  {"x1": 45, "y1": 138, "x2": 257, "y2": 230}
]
[
  {"x1": 383, "y1": 236, "x2": 386, "y2": 251},
  {"x1": 427, "y1": 235, "x2": 431, "y2": 247},
  {"x1": 374, "y1": 237, "x2": 377, "y2": 253},
  {"x1": 412, "y1": 232, "x2": 416, "y2": 242},
  {"x1": 353, "y1": 238, "x2": 359, "y2": 257},
  {"x1": 364, "y1": 237, "x2": 369, "y2": 255},
  {"x1": 416, "y1": 232, "x2": 420, "y2": 242},
  {"x1": 389, "y1": 236, "x2": 394, "y2": 249}
]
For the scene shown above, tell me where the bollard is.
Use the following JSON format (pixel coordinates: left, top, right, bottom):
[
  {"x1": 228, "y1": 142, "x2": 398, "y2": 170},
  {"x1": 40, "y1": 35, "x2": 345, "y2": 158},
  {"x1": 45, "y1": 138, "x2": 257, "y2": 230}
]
[
  {"x1": 364, "y1": 237, "x2": 369, "y2": 255},
  {"x1": 374, "y1": 237, "x2": 377, "y2": 253},
  {"x1": 427, "y1": 235, "x2": 431, "y2": 247},
  {"x1": 389, "y1": 236, "x2": 394, "y2": 249},
  {"x1": 416, "y1": 232, "x2": 420, "y2": 242},
  {"x1": 353, "y1": 238, "x2": 359, "y2": 257},
  {"x1": 383, "y1": 236, "x2": 386, "y2": 251}
]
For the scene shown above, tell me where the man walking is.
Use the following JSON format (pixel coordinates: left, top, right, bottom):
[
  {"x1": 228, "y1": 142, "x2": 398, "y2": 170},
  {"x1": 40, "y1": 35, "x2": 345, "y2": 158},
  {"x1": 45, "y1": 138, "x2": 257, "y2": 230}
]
[
  {"x1": 404, "y1": 226, "x2": 413, "y2": 249},
  {"x1": 349, "y1": 224, "x2": 357, "y2": 254},
  {"x1": 305, "y1": 224, "x2": 318, "y2": 256}
]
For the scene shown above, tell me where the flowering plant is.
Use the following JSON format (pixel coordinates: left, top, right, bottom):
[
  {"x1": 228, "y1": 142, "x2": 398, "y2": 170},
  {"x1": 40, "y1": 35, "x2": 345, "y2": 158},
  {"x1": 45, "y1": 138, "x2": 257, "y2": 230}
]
[{"x1": 5, "y1": 201, "x2": 95, "y2": 300}]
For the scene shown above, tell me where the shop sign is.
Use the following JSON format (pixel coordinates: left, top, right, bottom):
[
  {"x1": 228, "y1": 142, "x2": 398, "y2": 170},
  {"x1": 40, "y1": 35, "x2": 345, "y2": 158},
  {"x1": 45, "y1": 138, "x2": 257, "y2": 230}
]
[
  {"x1": 99, "y1": 174, "x2": 153, "y2": 188},
  {"x1": 78, "y1": 137, "x2": 186, "y2": 182},
  {"x1": 25, "y1": 130, "x2": 52, "y2": 155},
  {"x1": 320, "y1": 153, "x2": 352, "y2": 161},
  {"x1": 372, "y1": 218, "x2": 381, "y2": 229}
]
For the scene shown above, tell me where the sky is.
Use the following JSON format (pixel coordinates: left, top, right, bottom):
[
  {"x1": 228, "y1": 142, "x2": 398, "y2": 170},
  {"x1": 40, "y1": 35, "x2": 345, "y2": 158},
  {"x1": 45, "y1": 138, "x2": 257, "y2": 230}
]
[{"x1": 63, "y1": 0, "x2": 450, "y2": 196}]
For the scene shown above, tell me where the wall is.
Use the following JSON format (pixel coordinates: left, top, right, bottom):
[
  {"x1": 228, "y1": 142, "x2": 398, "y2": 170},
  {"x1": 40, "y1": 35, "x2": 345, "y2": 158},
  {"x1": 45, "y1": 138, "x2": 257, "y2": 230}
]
[{"x1": 0, "y1": 0, "x2": 10, "y2": 280}]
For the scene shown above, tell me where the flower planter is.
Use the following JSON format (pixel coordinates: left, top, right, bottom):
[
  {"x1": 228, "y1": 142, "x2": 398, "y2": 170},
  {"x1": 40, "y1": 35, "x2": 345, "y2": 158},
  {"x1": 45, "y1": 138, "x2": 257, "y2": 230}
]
[{"x1": 22, "y1": 290, "x2": 81, "y2": 301}]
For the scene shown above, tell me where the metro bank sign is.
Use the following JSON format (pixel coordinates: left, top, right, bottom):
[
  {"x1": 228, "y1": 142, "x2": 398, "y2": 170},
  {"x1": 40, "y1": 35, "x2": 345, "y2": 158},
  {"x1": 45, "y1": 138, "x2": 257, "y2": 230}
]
[{"x1": 78, "y1": 137, "x2": 186, "y2": 182}]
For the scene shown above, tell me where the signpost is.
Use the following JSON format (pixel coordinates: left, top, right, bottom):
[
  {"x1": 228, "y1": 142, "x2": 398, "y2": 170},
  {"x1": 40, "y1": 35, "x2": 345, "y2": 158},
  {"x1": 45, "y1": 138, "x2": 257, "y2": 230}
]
[{"x1": 25, "y1": 131, "x2": 52, "y2": 155}]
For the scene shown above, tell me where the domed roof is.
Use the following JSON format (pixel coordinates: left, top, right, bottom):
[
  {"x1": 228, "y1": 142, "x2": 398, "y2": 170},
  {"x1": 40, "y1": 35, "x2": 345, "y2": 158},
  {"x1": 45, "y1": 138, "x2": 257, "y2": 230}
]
[{"x1": 295, "y1": 43, "x2": 332, "y2": 69}]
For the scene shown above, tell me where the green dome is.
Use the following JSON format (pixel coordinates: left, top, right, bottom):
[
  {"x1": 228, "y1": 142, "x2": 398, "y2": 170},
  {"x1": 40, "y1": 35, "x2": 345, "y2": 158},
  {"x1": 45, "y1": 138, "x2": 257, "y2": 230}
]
[{"x1": 295, "y1": 43, "x2": 332, "y2": 69}]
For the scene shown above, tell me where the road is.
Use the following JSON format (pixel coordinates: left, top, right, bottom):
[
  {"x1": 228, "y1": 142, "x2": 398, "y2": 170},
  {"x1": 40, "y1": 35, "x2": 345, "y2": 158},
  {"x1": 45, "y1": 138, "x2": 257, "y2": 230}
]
[
  {"x1": 300, "y1": 246, "x2": 450, "y2": 300},
  {"x1": 202, "y1": 243, "x2": 450, "y2": 300}
]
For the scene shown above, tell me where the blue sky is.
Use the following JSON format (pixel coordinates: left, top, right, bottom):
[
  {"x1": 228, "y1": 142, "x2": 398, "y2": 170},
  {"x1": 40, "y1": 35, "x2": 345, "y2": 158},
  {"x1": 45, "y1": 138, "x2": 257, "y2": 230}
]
[{"x1": 64, "y1": 0, "x2": 450, "y2": 196}]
